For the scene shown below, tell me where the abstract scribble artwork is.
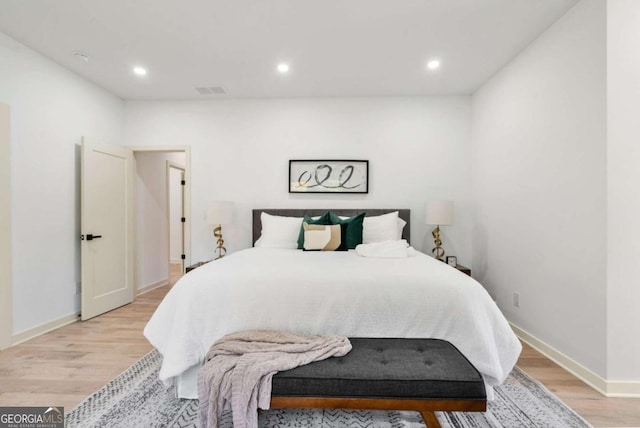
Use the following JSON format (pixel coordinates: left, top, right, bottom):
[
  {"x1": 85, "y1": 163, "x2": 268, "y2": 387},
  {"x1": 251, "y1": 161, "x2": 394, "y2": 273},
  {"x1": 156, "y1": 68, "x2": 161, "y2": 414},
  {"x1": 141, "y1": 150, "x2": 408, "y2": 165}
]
[{"x1": 289, "y1": 160, "x2": 369, "y2": 193}]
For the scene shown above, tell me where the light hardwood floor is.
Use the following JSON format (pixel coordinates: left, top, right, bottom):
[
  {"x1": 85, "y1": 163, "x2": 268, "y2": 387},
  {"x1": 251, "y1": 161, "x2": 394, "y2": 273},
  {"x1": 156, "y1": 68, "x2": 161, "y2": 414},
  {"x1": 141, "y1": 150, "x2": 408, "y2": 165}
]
[
  {"x1": 518, "y1": 345, "x2": 640, "y2": 427},
  {"x1": 0, "y1": 266, "x2": 638, "y2": 427}
]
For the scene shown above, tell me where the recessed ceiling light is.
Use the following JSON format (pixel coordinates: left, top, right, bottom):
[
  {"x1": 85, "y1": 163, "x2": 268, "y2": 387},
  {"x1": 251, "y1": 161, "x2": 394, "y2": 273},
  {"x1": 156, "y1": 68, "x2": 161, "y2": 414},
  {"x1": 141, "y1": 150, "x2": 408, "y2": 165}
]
[
  {"x1": 73, "y1": 51, "x2": 89, "y2": 63},
  {"x1": 427, "y1": 59, "x2": 441, "y2": 70},
  {"x1": 133, "y1": 66, "x2": 147, "y2": 76},
  {"x1": 277, "y1": 63, "x2": 290, "y2": 73}
]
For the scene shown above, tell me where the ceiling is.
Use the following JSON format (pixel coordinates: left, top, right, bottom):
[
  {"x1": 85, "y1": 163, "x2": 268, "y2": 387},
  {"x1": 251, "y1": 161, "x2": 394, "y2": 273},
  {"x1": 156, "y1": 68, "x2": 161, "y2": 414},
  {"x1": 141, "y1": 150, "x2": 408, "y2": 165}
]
[{"x1": 0, "y1": 0, "x2": 579, "y2": 100}]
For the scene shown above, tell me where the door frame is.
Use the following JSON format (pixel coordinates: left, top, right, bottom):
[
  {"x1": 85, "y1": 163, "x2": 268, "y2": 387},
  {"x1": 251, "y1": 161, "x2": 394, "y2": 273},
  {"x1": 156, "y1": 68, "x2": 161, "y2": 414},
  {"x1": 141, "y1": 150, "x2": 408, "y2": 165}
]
[
  {"x1": 130, "y1": 145, "x2": 191, "y2": 293},
  {"x1": 0, "y1": 104, "x2": 12, "y2": 350},
  {"x1": 166, "y1": 160, "x2": 186, "y2": 274}
]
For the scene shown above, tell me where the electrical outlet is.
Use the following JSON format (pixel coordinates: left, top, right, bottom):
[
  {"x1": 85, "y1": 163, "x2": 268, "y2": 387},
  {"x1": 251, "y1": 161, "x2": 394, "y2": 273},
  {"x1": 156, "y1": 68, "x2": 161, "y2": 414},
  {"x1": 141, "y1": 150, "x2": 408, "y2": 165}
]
[
  {"x1": 75, "y1": 282, "x2": 81, "y2": 295},
  {"x1": 513, "y1": 292, "x2": 520, "y2": 308}
]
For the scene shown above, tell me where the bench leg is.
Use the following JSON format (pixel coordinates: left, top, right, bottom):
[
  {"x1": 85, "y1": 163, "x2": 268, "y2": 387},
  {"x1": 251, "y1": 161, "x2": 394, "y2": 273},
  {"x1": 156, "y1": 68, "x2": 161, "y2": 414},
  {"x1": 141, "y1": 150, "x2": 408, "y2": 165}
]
[{"x1": 420, "y1": 411, "x2": 442, "y2": 428}]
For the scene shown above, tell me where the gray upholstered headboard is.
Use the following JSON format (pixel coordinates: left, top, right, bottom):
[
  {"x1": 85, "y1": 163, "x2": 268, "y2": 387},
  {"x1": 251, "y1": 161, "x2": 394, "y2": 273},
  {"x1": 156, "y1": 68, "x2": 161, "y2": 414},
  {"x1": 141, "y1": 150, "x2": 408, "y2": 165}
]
[{"x1": 252, "y1": 209, "x2": 410, "y2": 246}]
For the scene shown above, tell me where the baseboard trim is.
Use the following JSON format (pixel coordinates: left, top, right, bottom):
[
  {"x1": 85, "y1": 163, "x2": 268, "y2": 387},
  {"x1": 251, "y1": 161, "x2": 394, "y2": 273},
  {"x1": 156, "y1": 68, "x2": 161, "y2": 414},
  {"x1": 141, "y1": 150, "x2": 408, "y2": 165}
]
[
  {"x1": 12, "y1": 313, "x2": 80, "y2": 346},
  {"x1": 605, "y1": 381, "x2": 640, "y2": 398},
  {"x1": 137, "y1": 278, "x2": 169, "y2": 296},
  {"x1": 510, "y1": 322, "x2": 640, "y2": 397}
]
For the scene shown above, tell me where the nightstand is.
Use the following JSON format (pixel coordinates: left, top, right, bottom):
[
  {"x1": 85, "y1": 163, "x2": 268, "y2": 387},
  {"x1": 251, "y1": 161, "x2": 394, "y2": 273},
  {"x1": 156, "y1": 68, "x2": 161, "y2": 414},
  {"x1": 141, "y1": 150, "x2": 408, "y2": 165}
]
[
  {"x1": 454, "y1": 264, "x2": 471, "y2": 277},
  {"x1": 185, "y1": 260, "x2": 211, "y2": 273}
]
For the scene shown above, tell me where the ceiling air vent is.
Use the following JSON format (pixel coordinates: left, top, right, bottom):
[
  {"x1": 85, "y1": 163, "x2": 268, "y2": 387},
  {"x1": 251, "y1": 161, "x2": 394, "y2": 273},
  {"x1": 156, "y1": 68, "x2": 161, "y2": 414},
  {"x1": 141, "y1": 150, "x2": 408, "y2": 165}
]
[
  {"x1": 210, "y1": 86, "x2": 227, "y2": 95},
  {"x1": 195, "y1": 86, "x2": 228, "y2": 95}
]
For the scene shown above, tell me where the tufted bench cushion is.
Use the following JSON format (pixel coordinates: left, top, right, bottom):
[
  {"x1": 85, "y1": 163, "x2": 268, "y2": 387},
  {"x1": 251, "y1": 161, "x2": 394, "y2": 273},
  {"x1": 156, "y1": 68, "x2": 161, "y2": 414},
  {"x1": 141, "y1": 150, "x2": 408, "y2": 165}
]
[
  {"x1": 272, "y1": 338, "x2": 485, "y2": 400},
  {"x1": 270, "y1": 338, "x2": 486, "y2": 428}
]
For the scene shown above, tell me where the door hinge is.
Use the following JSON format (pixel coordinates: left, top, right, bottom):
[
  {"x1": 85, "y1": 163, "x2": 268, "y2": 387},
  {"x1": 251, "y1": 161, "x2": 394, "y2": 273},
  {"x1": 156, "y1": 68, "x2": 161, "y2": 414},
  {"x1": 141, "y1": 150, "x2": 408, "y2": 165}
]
[
  {"x1": 181, "y1": 180, "x2": 186, "y2": 185},
  {"x1": 181, "y1": 254, "x2": 186, "y2": 260},
  {"x1": 181, "y1": 217, "x2": 186, "y2": 223}
]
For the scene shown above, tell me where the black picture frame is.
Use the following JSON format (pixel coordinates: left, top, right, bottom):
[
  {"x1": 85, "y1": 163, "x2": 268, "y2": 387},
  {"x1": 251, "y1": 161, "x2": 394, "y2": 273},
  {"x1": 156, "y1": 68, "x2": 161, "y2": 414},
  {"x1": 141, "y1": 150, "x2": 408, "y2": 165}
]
[
  {"x1": 446, "y1": 256, "x2": 457, "y2": 267},
  {"x1": 289, "y1": 160, "x2": 369, "y2": 194}
]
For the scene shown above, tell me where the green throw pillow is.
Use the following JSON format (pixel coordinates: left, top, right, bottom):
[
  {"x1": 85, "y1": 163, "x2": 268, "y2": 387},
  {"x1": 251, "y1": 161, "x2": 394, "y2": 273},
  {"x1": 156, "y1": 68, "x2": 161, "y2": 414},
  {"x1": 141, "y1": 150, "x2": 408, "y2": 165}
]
[
  {"x1": 297, "y1": 212, "x2": 331, "y2": 249},
  {"x1": 328, "y1": 212, "x2": 365, "y2": 249}
]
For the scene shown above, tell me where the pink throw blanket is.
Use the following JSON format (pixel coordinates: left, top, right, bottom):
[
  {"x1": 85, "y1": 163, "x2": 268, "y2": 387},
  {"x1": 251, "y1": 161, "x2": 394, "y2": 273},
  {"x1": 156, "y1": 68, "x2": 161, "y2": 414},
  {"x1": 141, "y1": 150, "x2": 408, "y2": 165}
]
[{"x1": 197, "y1": 330, "x2": 352, "y2": 428}]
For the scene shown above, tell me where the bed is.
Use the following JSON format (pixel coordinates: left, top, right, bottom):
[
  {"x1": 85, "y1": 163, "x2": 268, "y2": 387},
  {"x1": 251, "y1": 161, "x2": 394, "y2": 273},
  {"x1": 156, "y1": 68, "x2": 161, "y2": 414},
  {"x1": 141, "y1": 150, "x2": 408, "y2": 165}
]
[{"x1": 144, "y1": 208, "x2": 521, "y2": 400}]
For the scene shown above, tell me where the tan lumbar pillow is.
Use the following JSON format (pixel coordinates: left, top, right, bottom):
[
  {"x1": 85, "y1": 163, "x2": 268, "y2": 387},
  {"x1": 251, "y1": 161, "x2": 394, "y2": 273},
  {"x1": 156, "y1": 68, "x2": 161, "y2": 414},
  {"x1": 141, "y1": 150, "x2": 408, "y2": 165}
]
[{"x1": 303, "y1": 223, "x2": 342, "y2": 251}]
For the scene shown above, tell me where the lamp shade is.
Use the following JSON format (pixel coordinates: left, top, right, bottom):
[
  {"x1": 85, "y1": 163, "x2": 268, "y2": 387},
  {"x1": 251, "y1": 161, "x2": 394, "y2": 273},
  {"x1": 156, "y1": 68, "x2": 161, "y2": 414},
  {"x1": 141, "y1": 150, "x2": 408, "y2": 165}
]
[
  {"x1": 425, "y1": 200, "x2": 454, "y2": 226},
  {"x1": 206, "y1": 201, "x2": 233, "y2": 225}
]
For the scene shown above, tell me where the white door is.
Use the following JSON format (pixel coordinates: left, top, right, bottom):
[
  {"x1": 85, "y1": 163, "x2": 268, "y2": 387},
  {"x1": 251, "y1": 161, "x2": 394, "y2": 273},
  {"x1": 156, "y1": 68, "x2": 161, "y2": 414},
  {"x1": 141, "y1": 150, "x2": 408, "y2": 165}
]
[
  {"x1": 0, "y1": 104, "x2": 12, "y2": 349},
  {"x1": 167, "y1": 162, "x2": 185, "y2": 273},
  {"x1": 81, "y1": 138, "x2": 134, "y2": 320}
]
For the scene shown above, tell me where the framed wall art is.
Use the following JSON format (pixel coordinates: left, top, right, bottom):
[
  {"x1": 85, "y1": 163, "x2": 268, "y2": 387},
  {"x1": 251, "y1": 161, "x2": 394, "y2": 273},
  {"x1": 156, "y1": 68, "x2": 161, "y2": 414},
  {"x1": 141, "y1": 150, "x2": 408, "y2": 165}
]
[{"x1": 289, "y1": 160, "x2": 369, "y2": 194}]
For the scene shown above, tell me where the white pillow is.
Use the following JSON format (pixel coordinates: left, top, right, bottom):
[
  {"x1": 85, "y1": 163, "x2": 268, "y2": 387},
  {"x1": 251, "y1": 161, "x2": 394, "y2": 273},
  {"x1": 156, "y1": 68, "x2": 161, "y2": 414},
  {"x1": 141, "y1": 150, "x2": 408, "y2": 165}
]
[
  {"x1": 255, "y1": 213, "x2": 303, "y2": 249},
  {"x1": 362, "y1": 211, "x2": 400, "y2": 244}
]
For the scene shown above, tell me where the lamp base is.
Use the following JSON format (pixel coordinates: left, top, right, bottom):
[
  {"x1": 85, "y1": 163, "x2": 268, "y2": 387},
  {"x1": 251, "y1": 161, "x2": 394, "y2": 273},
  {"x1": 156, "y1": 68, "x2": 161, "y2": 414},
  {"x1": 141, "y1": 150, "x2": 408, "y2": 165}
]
[
  {"x1": 432, "y1": 225, "x2": 445, "y2": 260},
  {"x1": 213, "y1": 225, "x2": 227, "y2": 259}
]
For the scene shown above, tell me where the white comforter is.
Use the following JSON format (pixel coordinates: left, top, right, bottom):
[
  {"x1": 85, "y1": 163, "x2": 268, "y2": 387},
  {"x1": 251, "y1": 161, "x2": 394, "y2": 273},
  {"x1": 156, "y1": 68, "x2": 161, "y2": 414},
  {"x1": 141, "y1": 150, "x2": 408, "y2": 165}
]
[{"x1": 144, "y1": 247, "x2": 521, "y2": 399}]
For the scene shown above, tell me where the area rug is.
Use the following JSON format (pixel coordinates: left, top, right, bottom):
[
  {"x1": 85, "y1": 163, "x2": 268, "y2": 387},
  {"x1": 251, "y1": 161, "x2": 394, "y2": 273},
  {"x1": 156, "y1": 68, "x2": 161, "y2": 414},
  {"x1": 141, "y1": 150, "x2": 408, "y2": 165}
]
[{"x1": 65, "y1": 349, "x2": 592, "y2": 428}]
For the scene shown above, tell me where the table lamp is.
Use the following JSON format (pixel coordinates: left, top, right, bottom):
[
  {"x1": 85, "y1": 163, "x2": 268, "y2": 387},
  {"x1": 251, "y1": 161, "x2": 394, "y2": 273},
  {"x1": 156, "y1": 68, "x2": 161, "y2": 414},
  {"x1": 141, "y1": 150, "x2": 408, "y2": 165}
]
[
  {"x1": 206, "y1": 201, "x2": 233, "y2": 259},
  {"x1": 425, "y1": 201, "x2": 453, "y2": 261}
]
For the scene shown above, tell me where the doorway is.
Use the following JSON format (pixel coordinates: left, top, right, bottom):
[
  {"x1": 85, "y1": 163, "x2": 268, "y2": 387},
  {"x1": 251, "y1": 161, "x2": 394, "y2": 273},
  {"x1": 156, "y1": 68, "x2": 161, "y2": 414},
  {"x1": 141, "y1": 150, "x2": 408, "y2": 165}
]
[
  {"x1": 132, "y1": 146, "x2": 191, "y2": 295},
  {"x1": 167, "y1": 161, "x2": 186, "y2": 276}
]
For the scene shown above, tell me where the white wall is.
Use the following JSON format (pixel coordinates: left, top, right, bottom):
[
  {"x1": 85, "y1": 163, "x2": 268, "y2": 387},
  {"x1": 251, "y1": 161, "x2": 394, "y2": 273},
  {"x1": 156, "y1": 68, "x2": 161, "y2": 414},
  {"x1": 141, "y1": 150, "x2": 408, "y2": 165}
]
[
  {"x1": 0, "y1": 32, "x2": 124, "y2": 334},
  {"x1": 471, "y1": 0, "x2": 607, "y2": 377},
  {"x1": 606, "y1": 0, "x2": 640, "y2": 382},
  {"x1": 124, "y1": 97, "x2": 472, "y2": 263},
  {"x1": 134, "y1": 151, "x2": 185, "y2": 289}
]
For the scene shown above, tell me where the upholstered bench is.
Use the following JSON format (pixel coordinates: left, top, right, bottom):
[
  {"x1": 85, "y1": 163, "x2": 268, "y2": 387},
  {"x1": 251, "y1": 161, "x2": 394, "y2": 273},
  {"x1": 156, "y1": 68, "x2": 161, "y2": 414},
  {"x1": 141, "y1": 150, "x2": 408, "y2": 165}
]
[{"x1": 270, "y1": 338, "x2": 487, "y2": 428}]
